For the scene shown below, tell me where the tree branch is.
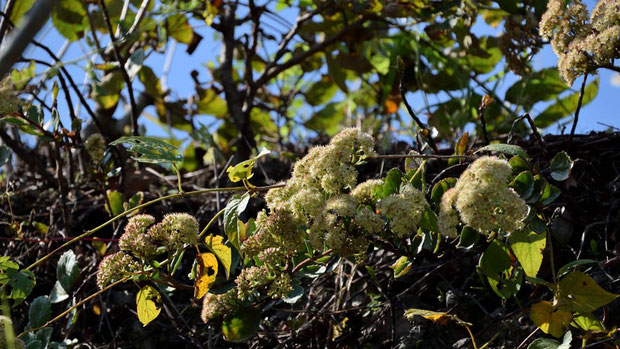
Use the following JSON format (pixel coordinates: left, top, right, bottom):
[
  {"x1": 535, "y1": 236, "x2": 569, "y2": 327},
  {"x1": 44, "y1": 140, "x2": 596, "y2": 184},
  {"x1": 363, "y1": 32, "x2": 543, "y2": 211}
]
[
  {"x1": 0, "y1": 0, "x2": 60, "y2": 78},
  {"x1": 98, "y1": 0, "x2": 140, "y2": 136},
  {"x1": 570, "y1": 72, "x2": 588, "y2": 141}
]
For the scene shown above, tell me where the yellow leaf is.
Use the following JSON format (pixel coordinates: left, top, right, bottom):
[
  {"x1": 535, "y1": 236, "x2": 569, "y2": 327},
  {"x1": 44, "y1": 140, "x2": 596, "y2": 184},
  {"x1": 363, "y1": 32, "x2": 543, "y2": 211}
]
[
  {"x1": 136, "y1": 285, "x2": 162, "y2": 326},
  {"x1": 195, "y1": 253, "x2": 218, "y2": 299},
  {"x1": 204, "y1": 235, "x2": 232, "y2": 279},
  {"x1": 92, "y1": 304, "x2": 101, "y2": 316},
  {"x1": 226, "y1": 148, "x2": 270, "y2": 182},
  {"x1": 530, "y1": 301, "x2": 572, "y2": 338},
  {"x1": 331, "y1": 317, "x2": 348, "y2": 341},
  {"x1": 92, "y1": 238, "x2": 107, "y2": 256},
  {"x1": 405, "y1": 309, "x2": 471, "y2": 327}
]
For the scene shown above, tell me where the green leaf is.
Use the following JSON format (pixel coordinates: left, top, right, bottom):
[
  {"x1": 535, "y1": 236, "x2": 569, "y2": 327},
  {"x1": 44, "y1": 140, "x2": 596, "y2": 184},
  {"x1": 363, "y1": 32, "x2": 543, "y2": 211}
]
[
  {"x1": 505, "y1": 68, "x2": 569, "y2": 109},
  {"x1": 372, "y1": 169, "x2": 403, "y2": 200},
  {"x1": 92, "y1": 71, "x2": 124, "y2": 110},
  {"x1": 51, "y1": 0, "x2": 88, "y2": 41},
  {"x1": 105, "y1": 190, "x2": 126, "y2": 216},
  {"x1": 572, "y1": 312, "x2": 605, "y2": 332},
  {"x1": 226, "y1": 148, "x2": 270, "y2": 182},
  {"x1": 476, "y1": 143, "x2": 528, "y2": 159},
  {"x1": 8, "y1": 269, "x2": 35, "y2": 305},
  {"x1": 390, "y1": 256, "x2": 412, "y2": 278},
  {"x1": 0, "y1": 145, "x2": 12, "y2": 166},
  {"x1": 557, "y1": 259, "x2": 597, "y2": 278},
  {"x1": 110, "y1": 136, "x2": 183, "y2": 164},
  {"x1": 223, "y1": 194, "x2": 250, "y2": 251},
  {"x1": 534, "y1": 78, "x2": 599, "y2": 128},
  {"x1": 557, "y1": 271, "x2": 619, "y2": 313},
  {"x1": 136, "y1": 285, "x2": 162, "y2": 326},
  {"x1": 26, "y1": 105, "x2": 43, "y2": 125},
  {"x1": 304, "y1": 102, "x2": 345, "y2": 135},
  {"x1": 526, "y1": 174, "x2": 547, "y2": 204},
  {"x1": 11, "y1": 61, "x2": 36, "y2": 90},
  {"x1": 510, "y1": 171, "x2": 535, "y2": 198},
  {"x1": 196, "y1": 89, "x2": 227, "y2": 117},
  {"x1": 457, "y1": 226, "x2": 480, "y2": 249},
  {"x1": 57, "y1": 250, "x2": 79, "y2": 293},
  {"x1": 418, "y1": 206, "x2": 438, "y2": 233},
  {"x1": 480, "y1": 239, "x2": 521, "y2": 299},
  {"x1": 430, "y1": 178, "x2": 457, "y2": 207},
  {"x1": 370, "y1": 54, "x2": 390, "y2": 75},
  {"x1": 549, "y1": 151, "x2": 572, "y2": 181},
  {"x1": 49, "y1": 281, "x2": 69, "y2": 304},
  {"x1": 28, "y1": 296, "x2": 51, "y2": 328},
  {"x1": 540, "y1": 182, "x2": 561, "y2": 206},
  {"x1": 166, "y1": 14, "x2": 193, "y2": 44},
  {"x1": 9, "y1": 0, "x2": 36, "y2": 24},
  {"x1": 305, "y1": 77, "x2": 338, "y2": 106},
  {"x1": 222, "y1": 306, "x2": 261, "y2": 343},
  {"x1": 508, "y1": 230, "x2": 546, "y2": 277},
  {"x1": 282, "y1": 283, "x2": 304, "y2": 304}
]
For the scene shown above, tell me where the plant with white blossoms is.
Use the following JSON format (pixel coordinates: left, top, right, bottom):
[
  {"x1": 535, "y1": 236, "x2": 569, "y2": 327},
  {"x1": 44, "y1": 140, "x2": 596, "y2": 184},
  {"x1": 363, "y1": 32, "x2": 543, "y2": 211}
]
[
  {"x1": 438, "y1": 156, "x2": 529, "y2": 237},
  {"x1": 539, "y1": 0, "x2": 620, "y2": 85}
]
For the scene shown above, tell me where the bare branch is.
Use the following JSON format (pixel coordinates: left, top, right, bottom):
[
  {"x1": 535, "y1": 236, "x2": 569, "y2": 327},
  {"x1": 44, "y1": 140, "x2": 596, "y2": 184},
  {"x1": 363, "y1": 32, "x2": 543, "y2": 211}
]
[{"x1": 0, "y1": 0, "x2": 60, "y2": 78}]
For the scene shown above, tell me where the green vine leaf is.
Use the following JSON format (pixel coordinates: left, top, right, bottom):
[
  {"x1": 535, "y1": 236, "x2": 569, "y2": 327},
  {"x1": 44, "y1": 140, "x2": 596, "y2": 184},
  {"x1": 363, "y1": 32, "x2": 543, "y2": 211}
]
[
  {"x1": 475, "y1": 143, "x2": 529, "y2": 160},
  {"x1": 110, "y1": 136, "x2": 183, "y2": 164},
  {"x1": 226, "y1": 148, "x2": 270, "y2": 183},
  {"x1": 549, "y1": 151, "x2": 572, "y2": 181},
  {"x1": 557, "y1": 271, "x2": 619, "y2": 313},
  {"x1": 508, "y1": 230, "x2": 546, "y2": 278},
  {"x1": 222, "y1": 307, "x2": 261, "y2": 343}
]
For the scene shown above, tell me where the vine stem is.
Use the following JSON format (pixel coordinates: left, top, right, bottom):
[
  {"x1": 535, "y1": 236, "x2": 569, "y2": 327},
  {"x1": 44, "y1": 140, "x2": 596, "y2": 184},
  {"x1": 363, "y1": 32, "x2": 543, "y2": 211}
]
[
  {"x1": 464, "y1": 325, "x2": 479, "y2": 349},
  {"x1": 24, "y1": 184, "x2": 285, "y2": 271},
  {"x1": 369, "y1": 154, "x2": 470, "y2": 160},
  {"x1": 291, "y1": 249, "x2": 333, "y2": 274},
  {"x1": 18, "y1": 277, "x2": 129, "y2": 338},
  {"x1": 198, "y1": 208, "x2": 226, "y2": 240}
]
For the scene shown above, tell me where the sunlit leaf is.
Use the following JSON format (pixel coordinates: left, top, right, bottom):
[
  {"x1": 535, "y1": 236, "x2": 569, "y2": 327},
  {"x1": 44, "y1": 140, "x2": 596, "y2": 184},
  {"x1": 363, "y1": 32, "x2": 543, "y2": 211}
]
[
  {"x1": 530, "y1": 301, "x2": 572, "y2": 338},
  {"x1": 204, "y1": 235, "x2": 232, "y2": 279},
  {"x1": 51, "y1": 0, "x2": 88, "y2": 41},
  {"x1": 57, "y1": 250, "x2": 79, "y2": 293},
  {"x1": 110, "y1": 136, "x2": 183, "y2": 164},
  {"x1": 476, "y1": 143, "x2": 528, "y2": 160},
  {"x1": 572, "y1": 312, "x2": 605, "y2": 332},
  {"x1": 405, "y1": 308, "x2": 471, "y2": 327},
  {"x1": 195, "y1": 253, "x2": 218, "y2": 299},
  {"x1": 136, "y1": 285, "x2": 162, "y2": 326},
  {"x1": 557, "y1": 271, "x2": 619, "y2": 313},
  {"x1": 166, "y1": 13, "x2": 193, "y2": 44},
  {"x1": 390, "y1": 256, "x2": 412, "y2": 278},
  {"x1": 105, "y1": 190, "x2": 125, "y2": 216},
  {"x1": 226, "y1": 148, "x2": 270, "y2": 182},
  {"x1": 508, "y1": 230, "x2": 546, "y2": 277}
]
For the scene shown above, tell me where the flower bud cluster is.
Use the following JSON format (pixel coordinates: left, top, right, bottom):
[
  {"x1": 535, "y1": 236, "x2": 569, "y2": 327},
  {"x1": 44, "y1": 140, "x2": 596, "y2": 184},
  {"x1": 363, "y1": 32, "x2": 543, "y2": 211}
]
[
  {"x1": 98, "y1": 212, "x2": 199, "y2": 289},
  {"x1": 376, "y1": 184, "x2": 428, "y2": 237},
  {"x1": 200, "y1": 289, "x2": 238, "y2": 323},
  {"x1": 438, "y1": 156, "x2": 528, "y2": 237},
  {"x1": 539, "y1": 0, "x2": 620, "y2": 85},
  {"x1": 96, "y1": 251, "x2": 139, "y2": 289}
]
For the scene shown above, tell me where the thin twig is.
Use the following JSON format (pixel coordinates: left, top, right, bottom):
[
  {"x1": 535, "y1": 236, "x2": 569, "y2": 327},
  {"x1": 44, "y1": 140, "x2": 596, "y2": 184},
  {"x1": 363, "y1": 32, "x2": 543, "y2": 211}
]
[
  {"x1": 398, "y1": 60, "x2": 439, "y2": 153},
  {"x1": 98, "y1": 0, "x2": 139, "y2": 136},
  {"x1": 570, "y1": 72, "x2": 588, "y2": 141}
]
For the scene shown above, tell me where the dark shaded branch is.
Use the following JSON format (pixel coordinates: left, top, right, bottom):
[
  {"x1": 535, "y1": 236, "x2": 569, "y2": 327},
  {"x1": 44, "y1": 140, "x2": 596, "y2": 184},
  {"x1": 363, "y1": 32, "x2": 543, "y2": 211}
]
[
  {"x1": 398, "y1": 60, "x2": 439, "y2": 153},
  {"x1": 0, "y1": 0, "x2": 60, "y2": 78},
  {"x1": 255, "y1": 16, "x2": 368, "y2": 87},
  {"x1": 98, "y1": 0, "x2": 140, "y2": 136},
  {"x1": 218, "y1": 3, "x2": 254, "y2": 159},
  {"x1": 0, "y1": 0, "x2": 16, "y2": 44},
  {"x1": 570, "y1": 72, "x2": 588, "y2": 141},
  {"x1": 0, "y1": 127, "x2": 54, "y2": 184}
]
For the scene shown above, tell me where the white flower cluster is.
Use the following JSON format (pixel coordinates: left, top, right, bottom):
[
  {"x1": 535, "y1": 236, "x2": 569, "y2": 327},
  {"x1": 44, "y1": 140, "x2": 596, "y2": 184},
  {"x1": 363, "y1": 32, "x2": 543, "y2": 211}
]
[
  {"x1": 438, "y1": 156, "x2": 528, "y2": 237},
  {"x1": 539, "y1": 0, "x2": 620, "y2": 85}
]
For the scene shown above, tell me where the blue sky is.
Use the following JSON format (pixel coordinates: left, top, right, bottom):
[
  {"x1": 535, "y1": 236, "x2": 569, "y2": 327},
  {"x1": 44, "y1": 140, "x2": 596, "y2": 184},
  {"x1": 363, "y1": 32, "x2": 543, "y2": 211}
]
[{"x1": 19, "y1": 1, "x2": 620, "y2": 147}]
